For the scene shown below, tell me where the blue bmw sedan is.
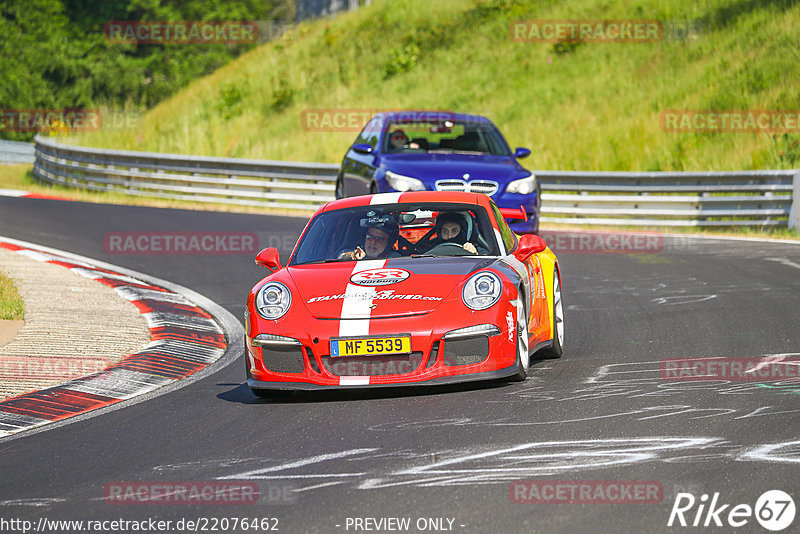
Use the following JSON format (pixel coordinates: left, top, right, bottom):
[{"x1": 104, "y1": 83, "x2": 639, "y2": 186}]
[{"x1": 335, "y1": 111, "x2": 540, "y2": 233}]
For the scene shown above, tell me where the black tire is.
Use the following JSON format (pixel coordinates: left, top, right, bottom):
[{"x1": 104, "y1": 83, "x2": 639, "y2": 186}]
[
  {"x1": 370, "y1": 182, "x2": 378, "y2": 194},
  {"x1": 539, "y1": 270, "x2": 563, "y2": 359},
  {"x1": 510, "y1": 296, "x2": 529, "y2": 381},
  {"x1": 335, "y1": 174, "x2": 345, "y2": 199}
]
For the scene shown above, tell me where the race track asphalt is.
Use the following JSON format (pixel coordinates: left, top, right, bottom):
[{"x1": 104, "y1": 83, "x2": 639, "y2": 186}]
[{"x1": 1, "y1": 196, "x2": 799, "y2": 534}]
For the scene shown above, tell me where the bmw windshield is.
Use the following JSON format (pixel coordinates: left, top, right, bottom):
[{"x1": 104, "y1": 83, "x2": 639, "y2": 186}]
[{"x1": 383, "y1": 120, "x2": 511, "y2": 156}]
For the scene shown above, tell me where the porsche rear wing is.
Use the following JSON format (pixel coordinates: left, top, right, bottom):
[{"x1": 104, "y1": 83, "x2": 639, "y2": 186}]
[{"x1": 499, "y1": 206, "x2": 528, "y2": 222}]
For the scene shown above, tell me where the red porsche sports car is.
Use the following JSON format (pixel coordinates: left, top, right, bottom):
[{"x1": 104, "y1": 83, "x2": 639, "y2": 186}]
[{"x1": 245, "y1": 191, "x2": 562, "y2": 395}]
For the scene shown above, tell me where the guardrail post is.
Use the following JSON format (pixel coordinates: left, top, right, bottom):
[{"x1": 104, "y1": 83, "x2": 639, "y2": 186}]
[{"x1": 791, "y1": 171, "x2": 800, "y2": 230}]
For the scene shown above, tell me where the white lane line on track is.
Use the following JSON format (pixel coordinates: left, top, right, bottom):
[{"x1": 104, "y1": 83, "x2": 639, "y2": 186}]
[
  {"x1": 765, "y1": 257, "x2": 800, "y2": 270},
  {"x1": 217, "y1": 448, "x2": 380, "y2": 479}
]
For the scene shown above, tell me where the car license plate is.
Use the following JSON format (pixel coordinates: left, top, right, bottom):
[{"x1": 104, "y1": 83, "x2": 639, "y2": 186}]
[{"x1": 330, "y1": 335, "x2": 411, "y2": 357}]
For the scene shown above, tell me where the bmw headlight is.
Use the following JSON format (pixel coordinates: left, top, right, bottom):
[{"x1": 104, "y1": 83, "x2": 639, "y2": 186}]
[
  {"x1": 256, "y1": 282, "x2": 291, "y2": 320},
  {"x1": 506, "y1": 174, "x2": 537, "y2": 195},
  {"x1": 385, "y1": 171, "x2": 426, "y2": 192},
  {"x1": 462, "y1": 271, "x2": 503, "y2": 310}
]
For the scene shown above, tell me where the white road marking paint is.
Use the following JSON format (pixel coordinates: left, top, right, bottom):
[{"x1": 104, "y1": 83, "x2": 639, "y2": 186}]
[
  {"x1": 70, "y1": 267, "x2": 146, "y2": 285},
  {"x1": 114, "y1": 286, "x2": 193, "y2": 304},
  {"x1": 765, "y1": 257, "x2": 800, "y2": 270},
  {"x1": 0, "y1": 189, "x2": 29, "y2": 197},
  {"x1": 16, "y1": 249, "x2": 94, "y2": 267},
  {"x1": 734, "y1": 406, "x2": 800, "y2": 419},
  {"x1": 584, "y1": 358, "x2": 733, "y2": 384},
  {"x1": 153, "y1": 458, "x2": 267, "y2": 471},
  {"x1": 356, "y1": 437, "x2": 720, "y2": 489},
  {"x1": 216, "y1": 448, "x2": 380, "y2": 479},
  {"x1": 0, "y1": 498, "x2": 67, "y2": 507},
  {"x1": 142, "y1": 311, "x2": 221, "y2": 332},
  {"x1": 651, "y1": 294, "x2": 717, "y2": 305},
  {"x1": 743, "y1": 355, "x2": 786, "y2": 375},
  {"x1": 64, "y1": 369, "x2": 174, "y2": 399},
  {"x1": 738, "y1": 440, "x2": 800, "y2": 464},
  {"x1": 291, "y1": 481, "x2": 346, "y2": 492},
  {"x1": 214, "y1": 438, "x2": 720, "y2": 490}
]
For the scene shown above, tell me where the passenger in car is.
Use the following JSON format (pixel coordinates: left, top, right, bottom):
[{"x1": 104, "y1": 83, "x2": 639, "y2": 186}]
[{"x1": 341, "y1": 220, "x2": 402, "y2": 260}]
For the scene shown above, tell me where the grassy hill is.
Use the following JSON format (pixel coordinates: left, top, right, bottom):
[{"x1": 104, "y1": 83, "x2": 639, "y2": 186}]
[{"x1": 66, "y1": 0, "x2": 800, "y2": 171}]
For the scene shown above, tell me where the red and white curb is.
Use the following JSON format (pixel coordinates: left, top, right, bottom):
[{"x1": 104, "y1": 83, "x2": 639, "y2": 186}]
[
  {"x1": 0, "y1": 237, "x2": 243, "y2": 439},
  {"x1": 0, "y1": 189, "x2": 69, "y2": 201}
]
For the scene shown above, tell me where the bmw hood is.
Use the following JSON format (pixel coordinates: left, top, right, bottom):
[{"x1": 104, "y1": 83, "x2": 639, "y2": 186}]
[
  {"x1": 381, "y1": 153, "x2": 528, "y2": 183},
  {"x1": 288, "y1": 257, "x2": 495, "y2": 319}
]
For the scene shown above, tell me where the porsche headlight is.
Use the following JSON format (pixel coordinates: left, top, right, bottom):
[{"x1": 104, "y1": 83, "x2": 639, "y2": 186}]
[
  {"x1": 506, "y1": 174, "x2": 537, "y2": 195},
  {"x1": 256, "y1": 282, "x2": 291, "y2": 320},
  {"x1": 385, "y1": 171, "x2": 426, "y2": 192},
  {"x1": 462, "y1": 271, "x2": 502, "y2": 310}
]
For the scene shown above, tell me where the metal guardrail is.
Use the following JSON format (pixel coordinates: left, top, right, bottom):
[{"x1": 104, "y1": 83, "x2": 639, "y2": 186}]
[
  {"x1": 33, "y1": 135, "x2": 799, "y2": 228},
  {"x1": 33, "y1": 135, "x2": 338, "y2": 211},
  {"x1": 537, "y1": 169, "x2": 798, "y2": 227},
  {"x1": 0, "y1": 140, "x2": 35, "y2": 164}
]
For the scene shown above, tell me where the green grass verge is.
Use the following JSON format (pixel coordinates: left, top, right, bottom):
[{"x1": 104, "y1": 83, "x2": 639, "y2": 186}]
[{"x1": 0, "y1": 270, "x2": 24, "y2": 321}]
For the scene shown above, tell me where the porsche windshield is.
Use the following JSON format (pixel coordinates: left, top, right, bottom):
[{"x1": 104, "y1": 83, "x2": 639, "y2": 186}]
[{"x1": 290, "y1": 203, "x2": 501, "y2": 265}]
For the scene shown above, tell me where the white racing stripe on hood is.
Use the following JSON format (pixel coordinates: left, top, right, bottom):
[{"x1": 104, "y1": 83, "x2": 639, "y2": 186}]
[{"x1": 339, "y1": 259, "x2": 386, "y2": 337}]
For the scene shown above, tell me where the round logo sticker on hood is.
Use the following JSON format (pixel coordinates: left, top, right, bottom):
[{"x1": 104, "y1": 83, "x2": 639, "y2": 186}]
[{"x1": 350, "y1": 268, "x2": 410, "y2": 286}]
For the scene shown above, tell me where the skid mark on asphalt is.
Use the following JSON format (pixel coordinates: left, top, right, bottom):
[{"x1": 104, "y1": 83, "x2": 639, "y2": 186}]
[{"x1": 207, "y1": 438, "x2": 722, "y2": 492}]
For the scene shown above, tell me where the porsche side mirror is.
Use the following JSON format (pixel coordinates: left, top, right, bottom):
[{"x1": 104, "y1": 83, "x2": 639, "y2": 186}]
[
  {"x1": 514, "y1": 147, "x2": 531, "y2": 159},
  {"x1": 515, "y1": 234, "x2": 547, "y2": 261},
  {"x1": 353, "y1": 143, "x2": 374, "y2": 155},
  {"x1": 255, "y1": 247, "x2": 282, "y2": 272}
]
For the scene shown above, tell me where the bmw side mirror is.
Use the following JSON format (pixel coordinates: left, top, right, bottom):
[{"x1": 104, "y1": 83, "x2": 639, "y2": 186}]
[
  {"x1": 353, "y1": 143, "x2": 374, "y2": 155},
  {"x1": 255, "y1": 247, "x2": 282, "y2": 273},
  {"x1": 515, "y1": 234, "x2": 547, "y2": 261},
  {"x1": 514, "y1": 147, "x2": 531, "y2": 159}
]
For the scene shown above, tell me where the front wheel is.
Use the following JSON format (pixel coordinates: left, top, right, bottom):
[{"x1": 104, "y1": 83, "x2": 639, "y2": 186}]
[
  {"x1": 539, "y1": 271, "x2": 563, "y2": 359},
  {"x1": 510, "y1": 297, "x2": 529, "y2": 381},
  {"x1": 370, "y1": 182, "x2": 378, "y2": 195}
]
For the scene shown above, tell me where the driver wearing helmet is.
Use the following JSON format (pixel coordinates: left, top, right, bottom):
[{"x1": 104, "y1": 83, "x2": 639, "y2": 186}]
[{"x1": 428, "y1": 212, "x2": 478, "y2": 254}]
